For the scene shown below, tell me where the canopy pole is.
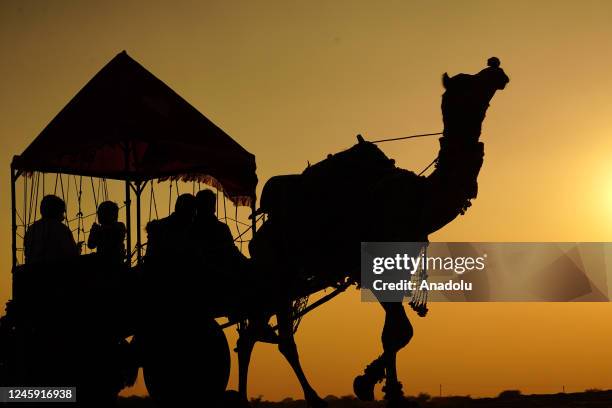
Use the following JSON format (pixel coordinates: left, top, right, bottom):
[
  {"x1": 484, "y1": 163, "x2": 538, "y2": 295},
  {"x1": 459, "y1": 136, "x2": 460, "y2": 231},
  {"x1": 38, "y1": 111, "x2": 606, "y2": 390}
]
[
  {"x1": 135, "y1": 181, "x2": 143, "y2": 264},
  {"x1": 125, "y1": 180, "x2": 131, "y2": 265},
  {"x1": 10, "y1": 165, "x2": 18, "y2": 300},
  {"x1": 123, "y1": 141, "x2": 132, "y2": 266}
]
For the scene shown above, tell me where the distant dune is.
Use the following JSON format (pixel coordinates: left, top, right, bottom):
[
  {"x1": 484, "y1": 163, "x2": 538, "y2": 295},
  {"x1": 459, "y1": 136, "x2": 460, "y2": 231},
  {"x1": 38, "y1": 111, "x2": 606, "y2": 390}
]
[{"x1": 118, "y1": 389, "x2": 612, "y2": 407}]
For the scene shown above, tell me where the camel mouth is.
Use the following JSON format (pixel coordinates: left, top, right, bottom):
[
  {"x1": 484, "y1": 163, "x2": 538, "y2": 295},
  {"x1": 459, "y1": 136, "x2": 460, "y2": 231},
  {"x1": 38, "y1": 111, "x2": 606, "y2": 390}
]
[{"x1": 497, "y1": 73, "x2": 510, "y2": 90}]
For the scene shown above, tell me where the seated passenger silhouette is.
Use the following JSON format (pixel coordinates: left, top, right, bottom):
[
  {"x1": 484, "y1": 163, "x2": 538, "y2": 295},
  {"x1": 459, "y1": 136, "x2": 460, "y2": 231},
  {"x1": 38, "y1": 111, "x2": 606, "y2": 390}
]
[
  {"x1": 145, "y1": 193, "x2": 196, "y2": 261},
  {"x1": 88, "y1": 201, "x2": 126, "y2": 263},
  {"x1": 24, "y1": 195, "x2": 79, "y2": 264},
  {"x1": 193, "y1": 190, "x2": 246, "y2": 270}
]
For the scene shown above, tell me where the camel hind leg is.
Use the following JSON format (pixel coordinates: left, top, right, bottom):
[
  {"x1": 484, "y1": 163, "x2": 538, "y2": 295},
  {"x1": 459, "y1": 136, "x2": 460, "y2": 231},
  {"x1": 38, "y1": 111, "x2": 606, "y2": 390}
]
[
  {"x1": 236, "y1": 326, "x2": 256, "y2": 400},
  {"x1": 276, "y1": 304, "x2": 327, "y2": 408}
]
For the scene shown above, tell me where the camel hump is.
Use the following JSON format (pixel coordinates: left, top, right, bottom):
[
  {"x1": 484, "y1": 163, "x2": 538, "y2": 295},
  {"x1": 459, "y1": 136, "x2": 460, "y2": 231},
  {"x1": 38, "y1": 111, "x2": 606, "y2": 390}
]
[
  {"x1": 258, "y1": 140, "x2": 398, "y2": 220},
  {"x1": 302, "y1": 140, "x2": 394, "y2": 180}
]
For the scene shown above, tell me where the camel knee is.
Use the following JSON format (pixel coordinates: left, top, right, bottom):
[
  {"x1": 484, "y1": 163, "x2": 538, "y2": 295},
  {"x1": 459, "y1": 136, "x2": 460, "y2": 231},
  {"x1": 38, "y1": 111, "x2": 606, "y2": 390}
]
[
  {"x1": 278, "y1": 337, "x2": 297, "y2": 357},
  {"x1": 382, "y1": 320, "x2": 413, "y2": 352},
  {"x1": 398, "y1": 323, "x2": 414, "y2": 347}
]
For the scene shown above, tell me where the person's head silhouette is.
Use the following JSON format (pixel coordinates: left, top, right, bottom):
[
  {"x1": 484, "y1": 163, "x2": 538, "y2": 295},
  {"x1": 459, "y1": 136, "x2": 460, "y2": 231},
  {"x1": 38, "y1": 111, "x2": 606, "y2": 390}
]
[
  {"x1": 40, "y1": 195, "x2": 66, "y2": 222},
  {"x1": 174, "y1": 193, "x2": 196, "y2": 222},
  {"x1": 97, "y1": 201, "x2": 120, "y2": 225},
  {"x1": 196, "y1": 190, "x2": 216, "y2": 217}
]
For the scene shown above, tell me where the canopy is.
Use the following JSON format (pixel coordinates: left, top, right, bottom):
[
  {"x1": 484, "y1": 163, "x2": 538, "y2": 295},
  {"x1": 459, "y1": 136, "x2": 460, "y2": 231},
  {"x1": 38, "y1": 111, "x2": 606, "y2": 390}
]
[{"x1": 12, "y1": 51, "x2": 257, "y2": 206}]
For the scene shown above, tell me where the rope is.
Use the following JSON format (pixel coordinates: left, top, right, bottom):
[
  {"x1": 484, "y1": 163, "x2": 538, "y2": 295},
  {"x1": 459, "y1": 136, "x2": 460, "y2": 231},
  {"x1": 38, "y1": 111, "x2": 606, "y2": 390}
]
[
  {"x1": 234, "y1": 205, "x2": 243, "y2": 251},
  {"x1": 149, "y1": 182, "x2": 158, "y2": 222},
  {"x1": 102, "y1": 178, "x2": 109, "y2": 201},
  {"x1": 367, "y1": 131, "x2": 442, "y2": 175},
  {"x1": 32, "y1": 173, "x2": 40, "y2": 225},
  {"x1": 168, "y1": 183, "x2": 172, "y2": 215},
  {"x1": 26, "y1": 173, "x2": 36, "y2": 227},
  {"x1": 418, "y1": 158, "x2": 438, "y2": 176},
  {"x1": 90, "y1": 177, "x2": 99, "y2": 218},
  {"x1": 233, "y1": 214, "x2": 264, "y2": 242},
  {"x1": 15, "y1": 209, "x2": 25, "y2": 228},
  {"x1": 66, "y1": 203, "x2": 126, "y2": 224},
  {"x1": 67, "y1": 211, "x2": 97, "y2": 223},
  {"x1": 224, "y1": 217, "x2": 251, "y2": 228},
  {"x1": 96, "y1": 177, "x2": 103, "y2": 206},
  {"x1": 59, "y1": 175, "x2": 66, "y2": 226},
  {"x1": 222, "y1": 193, "x2": 228, "y2": 225},
  {"x1": 371, "y1": 131, "x2": 442, "y2": 144},
  {"x1": 75, "y1": 176, "x2": 83, "y2": 244}
]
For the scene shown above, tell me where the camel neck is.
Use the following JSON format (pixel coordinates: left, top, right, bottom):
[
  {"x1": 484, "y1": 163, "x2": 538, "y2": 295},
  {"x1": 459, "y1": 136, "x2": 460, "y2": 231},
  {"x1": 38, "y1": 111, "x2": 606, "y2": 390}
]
[
  {"x1": 429, "y1": 135, "x2": 484, "y2": 181},
  {"x1": 418, "y1": 135, "x2": 485, "y2": 236}
]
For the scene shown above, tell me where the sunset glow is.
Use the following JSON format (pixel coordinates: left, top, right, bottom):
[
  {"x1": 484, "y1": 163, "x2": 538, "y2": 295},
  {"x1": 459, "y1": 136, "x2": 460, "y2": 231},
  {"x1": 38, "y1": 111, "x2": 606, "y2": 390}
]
[{"x1": 1, "y1": 0, "x2": 612, "y2": 401}]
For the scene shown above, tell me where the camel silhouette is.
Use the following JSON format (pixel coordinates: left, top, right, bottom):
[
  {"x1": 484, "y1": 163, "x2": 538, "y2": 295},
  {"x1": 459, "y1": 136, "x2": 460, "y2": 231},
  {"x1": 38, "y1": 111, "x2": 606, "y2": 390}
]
[{"x1": 240, "y1": 58, "x2": 509, "y2": 408}]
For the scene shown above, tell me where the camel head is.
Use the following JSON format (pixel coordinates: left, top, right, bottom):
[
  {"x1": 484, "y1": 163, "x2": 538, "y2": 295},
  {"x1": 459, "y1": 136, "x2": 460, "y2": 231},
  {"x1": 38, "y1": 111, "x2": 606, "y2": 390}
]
[{"x1": 441, "y1": 57, "x2": 509, "y2": 142}]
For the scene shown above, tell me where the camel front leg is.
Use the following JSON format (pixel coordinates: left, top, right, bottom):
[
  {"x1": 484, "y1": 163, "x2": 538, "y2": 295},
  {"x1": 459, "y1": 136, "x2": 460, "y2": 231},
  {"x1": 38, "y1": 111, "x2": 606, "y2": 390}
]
[
  {"x1": 236, "y1": 315, "x2": 278, "y2": 400},
  {"x1": 276, "y1": 306, "x2": 327, "y2": 408},
  {"x1": 354, "y1": 301, "x2": 413, "y2": 404},
  {"x1": 381, "y1": 302, "x2": 413, "y2": 405}
]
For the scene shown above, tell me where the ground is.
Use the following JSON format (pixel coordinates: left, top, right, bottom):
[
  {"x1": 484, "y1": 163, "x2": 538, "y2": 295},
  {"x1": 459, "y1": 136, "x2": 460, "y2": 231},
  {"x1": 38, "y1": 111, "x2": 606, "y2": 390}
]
[{"x1": 117, "y1": 390, "x2": 612, "y2": 407}]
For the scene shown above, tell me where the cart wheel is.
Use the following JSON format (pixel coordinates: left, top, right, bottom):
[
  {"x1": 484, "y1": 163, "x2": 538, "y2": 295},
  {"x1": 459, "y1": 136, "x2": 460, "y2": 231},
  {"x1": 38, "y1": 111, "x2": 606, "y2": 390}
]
[{"x1": 142, "y1": 316, "x2": 230, "y2": 406}]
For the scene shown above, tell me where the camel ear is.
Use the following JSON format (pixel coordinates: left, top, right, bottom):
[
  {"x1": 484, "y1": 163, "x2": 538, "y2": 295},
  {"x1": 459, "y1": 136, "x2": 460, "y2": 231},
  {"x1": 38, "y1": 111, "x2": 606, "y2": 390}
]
[{"x1": 442, "y1": 72, "x2": 450, "y2": 89}]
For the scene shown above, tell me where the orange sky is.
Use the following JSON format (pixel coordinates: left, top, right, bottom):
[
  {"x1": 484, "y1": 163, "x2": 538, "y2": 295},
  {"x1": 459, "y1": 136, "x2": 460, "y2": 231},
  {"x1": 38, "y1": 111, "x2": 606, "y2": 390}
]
[{"x1": 1, "y1": 0, "x2": 612, "y2": 400}]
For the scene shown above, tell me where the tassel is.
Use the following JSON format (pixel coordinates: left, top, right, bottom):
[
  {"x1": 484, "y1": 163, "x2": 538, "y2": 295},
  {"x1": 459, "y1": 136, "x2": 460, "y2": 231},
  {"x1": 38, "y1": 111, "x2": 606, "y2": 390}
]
[{"x1": 409, "y1": 244, "x2": 429, "y2": 317}]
